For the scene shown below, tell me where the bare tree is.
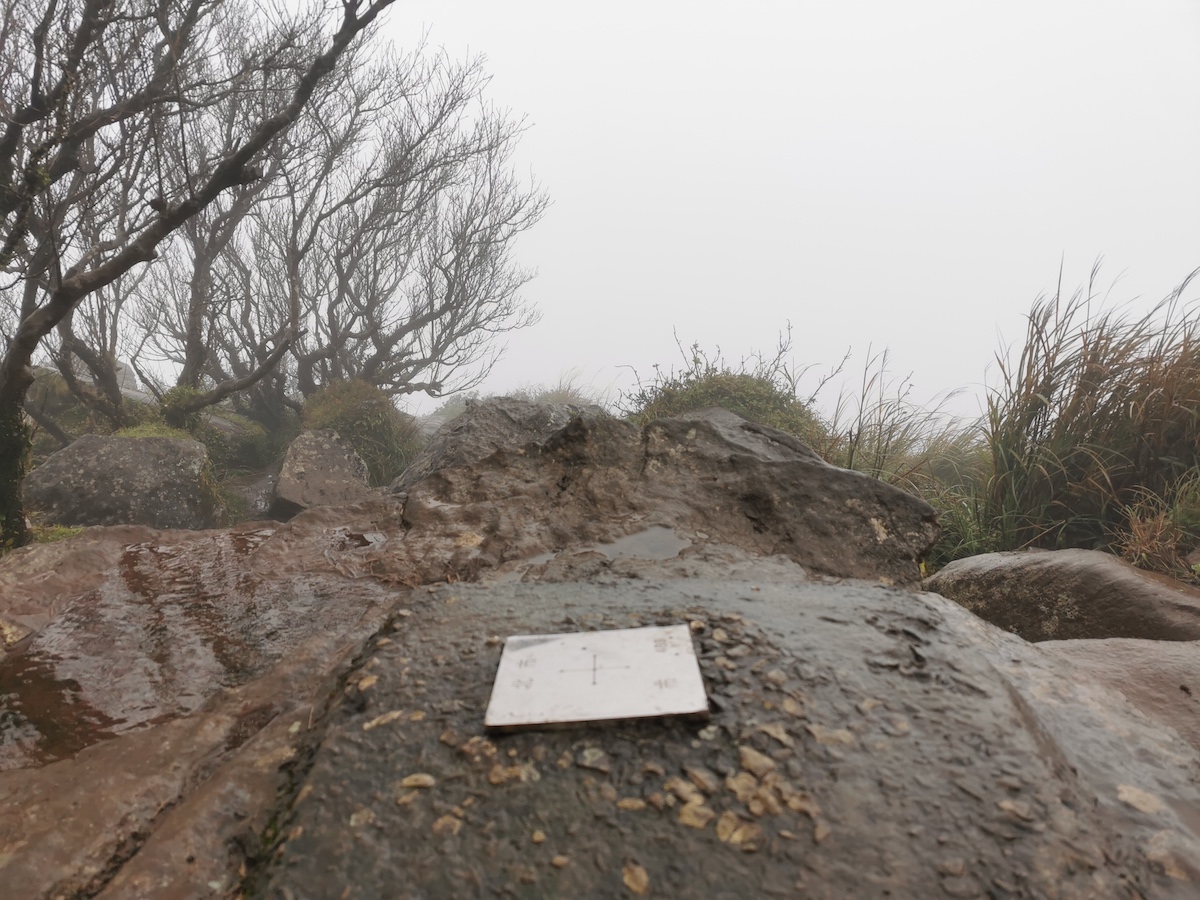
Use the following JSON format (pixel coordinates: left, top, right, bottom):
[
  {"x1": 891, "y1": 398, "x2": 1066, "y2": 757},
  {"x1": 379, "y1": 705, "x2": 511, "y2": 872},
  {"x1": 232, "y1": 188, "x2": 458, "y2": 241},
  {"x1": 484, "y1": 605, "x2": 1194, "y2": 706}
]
[
  {"x1": 131, "y1": 43, "x2": 547, "y2": 428},
  {"x1": 0, "y1": 0, "x2": 400, "y2": 547}
]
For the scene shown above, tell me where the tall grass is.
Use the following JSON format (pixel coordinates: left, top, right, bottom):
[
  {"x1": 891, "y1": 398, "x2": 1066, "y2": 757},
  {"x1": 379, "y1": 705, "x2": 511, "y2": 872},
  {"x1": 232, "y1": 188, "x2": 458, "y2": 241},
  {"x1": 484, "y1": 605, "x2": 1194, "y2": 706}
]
[{"x1": 983, "y1": 263, "x2": 1200, "y2": 561}]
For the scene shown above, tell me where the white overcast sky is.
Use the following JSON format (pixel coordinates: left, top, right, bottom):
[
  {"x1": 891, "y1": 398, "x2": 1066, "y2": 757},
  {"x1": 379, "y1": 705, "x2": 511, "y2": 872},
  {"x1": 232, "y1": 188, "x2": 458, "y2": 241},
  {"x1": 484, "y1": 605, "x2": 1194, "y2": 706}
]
[{"x1": 383, "y1": 1, "x2": 1200, "y2": 418}]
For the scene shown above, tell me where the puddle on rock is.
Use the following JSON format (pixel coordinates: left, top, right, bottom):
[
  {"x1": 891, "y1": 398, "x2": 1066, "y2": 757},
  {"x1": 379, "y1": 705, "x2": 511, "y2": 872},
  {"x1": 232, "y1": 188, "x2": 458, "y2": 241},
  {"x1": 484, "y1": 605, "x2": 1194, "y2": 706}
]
[
  {"x1": 590, "y1": 526, "x2": 692, "y2": 561},
  {"x1": 0, "y1": 639, "x2": 120, "y2": 770}
]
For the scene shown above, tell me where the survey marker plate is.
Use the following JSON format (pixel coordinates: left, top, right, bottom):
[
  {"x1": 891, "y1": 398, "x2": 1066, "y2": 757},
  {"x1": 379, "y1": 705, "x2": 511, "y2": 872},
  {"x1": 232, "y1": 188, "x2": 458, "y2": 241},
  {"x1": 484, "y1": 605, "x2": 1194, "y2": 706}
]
[{"x1": 484, "y1": 624, "x2": 709, "y2": 731}]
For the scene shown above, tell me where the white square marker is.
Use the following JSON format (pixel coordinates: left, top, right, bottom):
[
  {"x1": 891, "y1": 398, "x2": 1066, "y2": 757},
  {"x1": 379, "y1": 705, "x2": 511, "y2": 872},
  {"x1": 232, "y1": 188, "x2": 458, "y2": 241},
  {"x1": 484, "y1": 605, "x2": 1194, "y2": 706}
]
[{"x1": 484, "y1": 624, "x2": 710, "y2": 732}]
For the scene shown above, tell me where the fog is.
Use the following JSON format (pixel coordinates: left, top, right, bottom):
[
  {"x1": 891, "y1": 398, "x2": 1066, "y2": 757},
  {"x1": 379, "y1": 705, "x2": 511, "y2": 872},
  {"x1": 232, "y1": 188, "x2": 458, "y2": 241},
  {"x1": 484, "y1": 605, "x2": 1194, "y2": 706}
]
[{"x1": 385, "y1": 1, "x2": 1200, "y2": 417}]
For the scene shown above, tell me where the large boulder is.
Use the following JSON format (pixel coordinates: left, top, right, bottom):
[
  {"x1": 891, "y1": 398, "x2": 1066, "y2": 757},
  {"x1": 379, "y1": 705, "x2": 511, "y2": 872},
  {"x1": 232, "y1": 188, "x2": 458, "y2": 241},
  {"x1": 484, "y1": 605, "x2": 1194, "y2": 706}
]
[
  {"x1": 389, "y1": 394, "x2": 604, "y2": 495},
  {"x1": 22, "y1": 434, "x2": 219, "y2": 529},
  {"x1": 926, "y1": 548, "x2": 1200, "y2": 641},
  {"x1": 1, "y1": 407, "x2": 1197, "y2": 898},
  {"x1": 270, "y1": 428, "x2": 373, "y2": 519}
]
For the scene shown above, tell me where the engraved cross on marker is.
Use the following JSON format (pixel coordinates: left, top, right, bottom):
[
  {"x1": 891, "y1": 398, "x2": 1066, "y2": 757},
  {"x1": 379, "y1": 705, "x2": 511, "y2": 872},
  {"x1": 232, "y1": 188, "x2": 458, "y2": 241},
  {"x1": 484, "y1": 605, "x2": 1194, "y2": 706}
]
[{"x1": 559, "y1": 652, "x2": 631, "y2": 686}]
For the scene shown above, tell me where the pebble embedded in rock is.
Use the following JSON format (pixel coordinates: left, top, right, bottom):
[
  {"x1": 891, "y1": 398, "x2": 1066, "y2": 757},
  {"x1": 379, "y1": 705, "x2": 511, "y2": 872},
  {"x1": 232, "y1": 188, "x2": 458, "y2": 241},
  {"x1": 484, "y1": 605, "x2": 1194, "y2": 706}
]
[
  {"x1": 577, "y1": 747, "x2": 612, "y2": 773},
  {"x1": 738, "y1": 746, "x2": 776, "y2": 777},
  {"x1": 678, "y1": 801, "x2": 716, "y2": 829},
  {"x1": 622, "y1": 862, "x2": 650, "y2": 895}
]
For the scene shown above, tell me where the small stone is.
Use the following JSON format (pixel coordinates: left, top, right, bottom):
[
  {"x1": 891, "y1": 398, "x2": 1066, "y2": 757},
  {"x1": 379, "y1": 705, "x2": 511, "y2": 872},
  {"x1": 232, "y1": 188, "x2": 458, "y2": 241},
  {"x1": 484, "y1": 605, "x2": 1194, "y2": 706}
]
[
  {"x1": 738, "y1": 746, "x2": 776, "y2": 777},
  {"x1": 858, "y1": 697, "x2": 882, "y2": 713},
  {"x1": 665, "y1": 776, "x2": 703, "y2": 804},
  {"x1": 764, "y1": 668, "x2": 788, "y2": 686},
  {"x1": 752, "y1": 787, "x2": 783, "y2": 816},
  {"x1": 729, "y1": 821, "x2": 766, "y2": 852},
  {"x1": 488, "y1": 764, "x2": 523, "y2": 786},
  {"x1": 813, "y1": 819, "x2": 832, "y2": 843},
  {"x1": 622, "y1": 862, "x2": 650, "y2": 895},
  {"x1": 938, "y1": 859, "x2": 966, "y2": 877},
  {"x1": 678, "y1": 800, "x2": 716, "y2": 829},
  {"x1": 409, "y1": 710, "x2": 426, "y2": 721},
  {"x1": 727, "y1": 645, "x2": 752, "y2": 658},
  {"x1": 1117, "y1": 784, "x2": 1165, "y2": 815},
  {"x1": 759, "y1": 722, "x2": 794, "y2": 747},
  {"x1": 551, "y1": 855, "x2": 570, "y2": 868},
  {"x1": 356, "y1": 674, "x2": 378, "y2": 691},
  {"x1": 400, "y1": 773, "x2": 436, "y2": 788},
  {"x1": 997, "y1": 798, "x2": 1035, "y2": 821},
  {"x1": 685, "y1": 766, "x2": 721, "y2": 795},
  {"x1": 716, "y1": 810, "x2": 741, "y2": 841},
  {"x1": 806, "y1": 724, "x2": 855, "y2": 746},
  {"x1": 557, "y1": 751, "x2": 573, "y2": 769},
  {"x1": 647, "y1": 792, "x2": 666, "y2": 810},
  {"x1": 531, "y1": 830, "x2": 546, "y2": 844},
  {"x1": 395, "y1": 791, "x2": 418, "y2": 806},
  {"x1": 349, "y1": 807, "x2": 375, "y2": 828},
  {"x1": 432, "y1": 814, "x2": 462, "y2": 836},
  {"x1": 715, "y1": 656, "x2": 737, "y2": 671},
  {"x1": 726, "y1": 771, "x2": 758, "y2": 803},
  {"x1": 782, "y1": 697, "x2": 803, "y2": 717},
  {"x1": 439, "y1": 728, "x2": 459, "y2": 746},
  {"x1": 363, "y1": 710, "x2": 405, "y2": 731},
  {"x1": 689, "y1": 620, "x2": 706, "y2": 632},
  {"x1": 618, "y1": 797, "x2": 647, "y2": 811},
  {"x1": 577, "y1": 747, "x2": 611, "y2": 774},
  {"x1": 712, "y1": 628, "x2": 729, "y2": 642},
  {"x1": 642, "y1": 761, "x2": 665, "y2": 776}
]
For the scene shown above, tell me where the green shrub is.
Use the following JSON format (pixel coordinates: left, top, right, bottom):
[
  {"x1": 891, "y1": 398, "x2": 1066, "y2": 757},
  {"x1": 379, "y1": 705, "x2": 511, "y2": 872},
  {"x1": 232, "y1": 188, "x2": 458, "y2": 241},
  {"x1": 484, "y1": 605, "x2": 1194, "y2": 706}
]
[
  {"x1": 303, "y1": 380, "x2": 424, "y2": 486},
  {"x1": 618, "y1": 338, "x2": 824, "y2": 445},
  {"x1": 113, "y1": 422, "x2": 195, "y2": 440},
  {"x1": 194, "y1": 412, "x2": 274, "y2": 475}
]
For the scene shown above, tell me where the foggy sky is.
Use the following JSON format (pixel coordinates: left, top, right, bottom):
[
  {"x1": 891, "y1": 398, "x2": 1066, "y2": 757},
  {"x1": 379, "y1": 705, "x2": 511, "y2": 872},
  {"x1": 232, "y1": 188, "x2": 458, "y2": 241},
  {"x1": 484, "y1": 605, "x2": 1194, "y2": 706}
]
[{"x1": 385, "y1": 1, "x2": 1200, "y2": 418}]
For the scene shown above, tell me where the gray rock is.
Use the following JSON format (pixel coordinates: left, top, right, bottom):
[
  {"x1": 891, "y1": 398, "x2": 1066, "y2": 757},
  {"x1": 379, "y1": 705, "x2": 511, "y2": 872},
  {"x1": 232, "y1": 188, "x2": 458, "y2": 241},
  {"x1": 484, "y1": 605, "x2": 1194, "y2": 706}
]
[
  {"x1": 1039, "y1": 637, "x2": 1200, "y2": 753},
  {"x1": 389, "y1": 395, "x2": 605, "y2": 495},
  {"x1": 270, "y1": 428, "x2": 373, "y2": 519},
  {"x1": 22, "y1": 434, "x2": 218, "y2": 529},
  {"x1": 926, "y1": 548, "x2": 1200, "y2": 641}
]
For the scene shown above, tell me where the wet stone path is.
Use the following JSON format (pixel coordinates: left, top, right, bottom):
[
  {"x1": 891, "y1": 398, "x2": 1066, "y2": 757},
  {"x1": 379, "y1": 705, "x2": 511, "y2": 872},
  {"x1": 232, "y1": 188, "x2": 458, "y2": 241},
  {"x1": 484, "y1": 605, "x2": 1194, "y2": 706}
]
[{"x1": 251, "y1": 579, "x2": 1172, "y2": 899}]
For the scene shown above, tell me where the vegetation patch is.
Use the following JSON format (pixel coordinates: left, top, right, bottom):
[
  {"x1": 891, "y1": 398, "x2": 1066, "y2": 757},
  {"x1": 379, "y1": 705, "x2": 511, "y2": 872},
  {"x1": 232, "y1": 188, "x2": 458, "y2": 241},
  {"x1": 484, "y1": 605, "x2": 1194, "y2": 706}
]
[{"x1": 303, "y1": 380, "x2": 425, "y2": 487}]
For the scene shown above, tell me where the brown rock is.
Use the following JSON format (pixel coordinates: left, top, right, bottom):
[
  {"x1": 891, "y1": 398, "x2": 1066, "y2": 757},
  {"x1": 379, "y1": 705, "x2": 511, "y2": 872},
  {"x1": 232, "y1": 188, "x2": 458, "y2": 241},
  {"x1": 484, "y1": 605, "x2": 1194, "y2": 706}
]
[{"x1": 926, "y1": 548, "x2": 1200, "y2": 641}]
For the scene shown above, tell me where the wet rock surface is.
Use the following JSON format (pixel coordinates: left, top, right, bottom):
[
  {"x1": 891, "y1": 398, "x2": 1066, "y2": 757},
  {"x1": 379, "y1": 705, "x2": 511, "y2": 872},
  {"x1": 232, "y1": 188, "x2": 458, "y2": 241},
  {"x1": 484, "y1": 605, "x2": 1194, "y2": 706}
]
[
  {"x1": 1039, "y1": 637, "x2": 1200, "y2": 753},
  {"x1": 1, "y1": 407, "x2": 1199, "y2": 897},
  {"x1": 388, "y1": 395, "x2": 605, "y2": 496},
  {"x1": 257, "y1": 580, "x2": 1200, "y2": 899},
  {"x1": 926, "y1": 549, "x2": 1200, "y2": 641},
  {"x1": 271, "y1": 429, "x2": 374, "y2": 520},
  {"x1": 22, "y1": 434, "x2": 219, "y2": 529}
]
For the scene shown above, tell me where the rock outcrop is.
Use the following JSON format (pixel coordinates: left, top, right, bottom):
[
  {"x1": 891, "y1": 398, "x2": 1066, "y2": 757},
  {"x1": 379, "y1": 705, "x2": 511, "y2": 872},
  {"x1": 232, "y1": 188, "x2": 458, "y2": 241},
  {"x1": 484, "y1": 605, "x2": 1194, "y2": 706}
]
[
  {"x1": 1, "y1": 407, "x2": 1198, "y2": 898},
  {"x1": 926, "y1": 548, "x2": 1200, "y2": 641},
  {"x1": 389, "y1": 394, "x2": 604, "y2": 495},
  {"x1": 22, "y1": 434, "x2": 219, "y2": 530},
  {"x1": 270, "y1": 428, "x2": 373, "y2": 520}
]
